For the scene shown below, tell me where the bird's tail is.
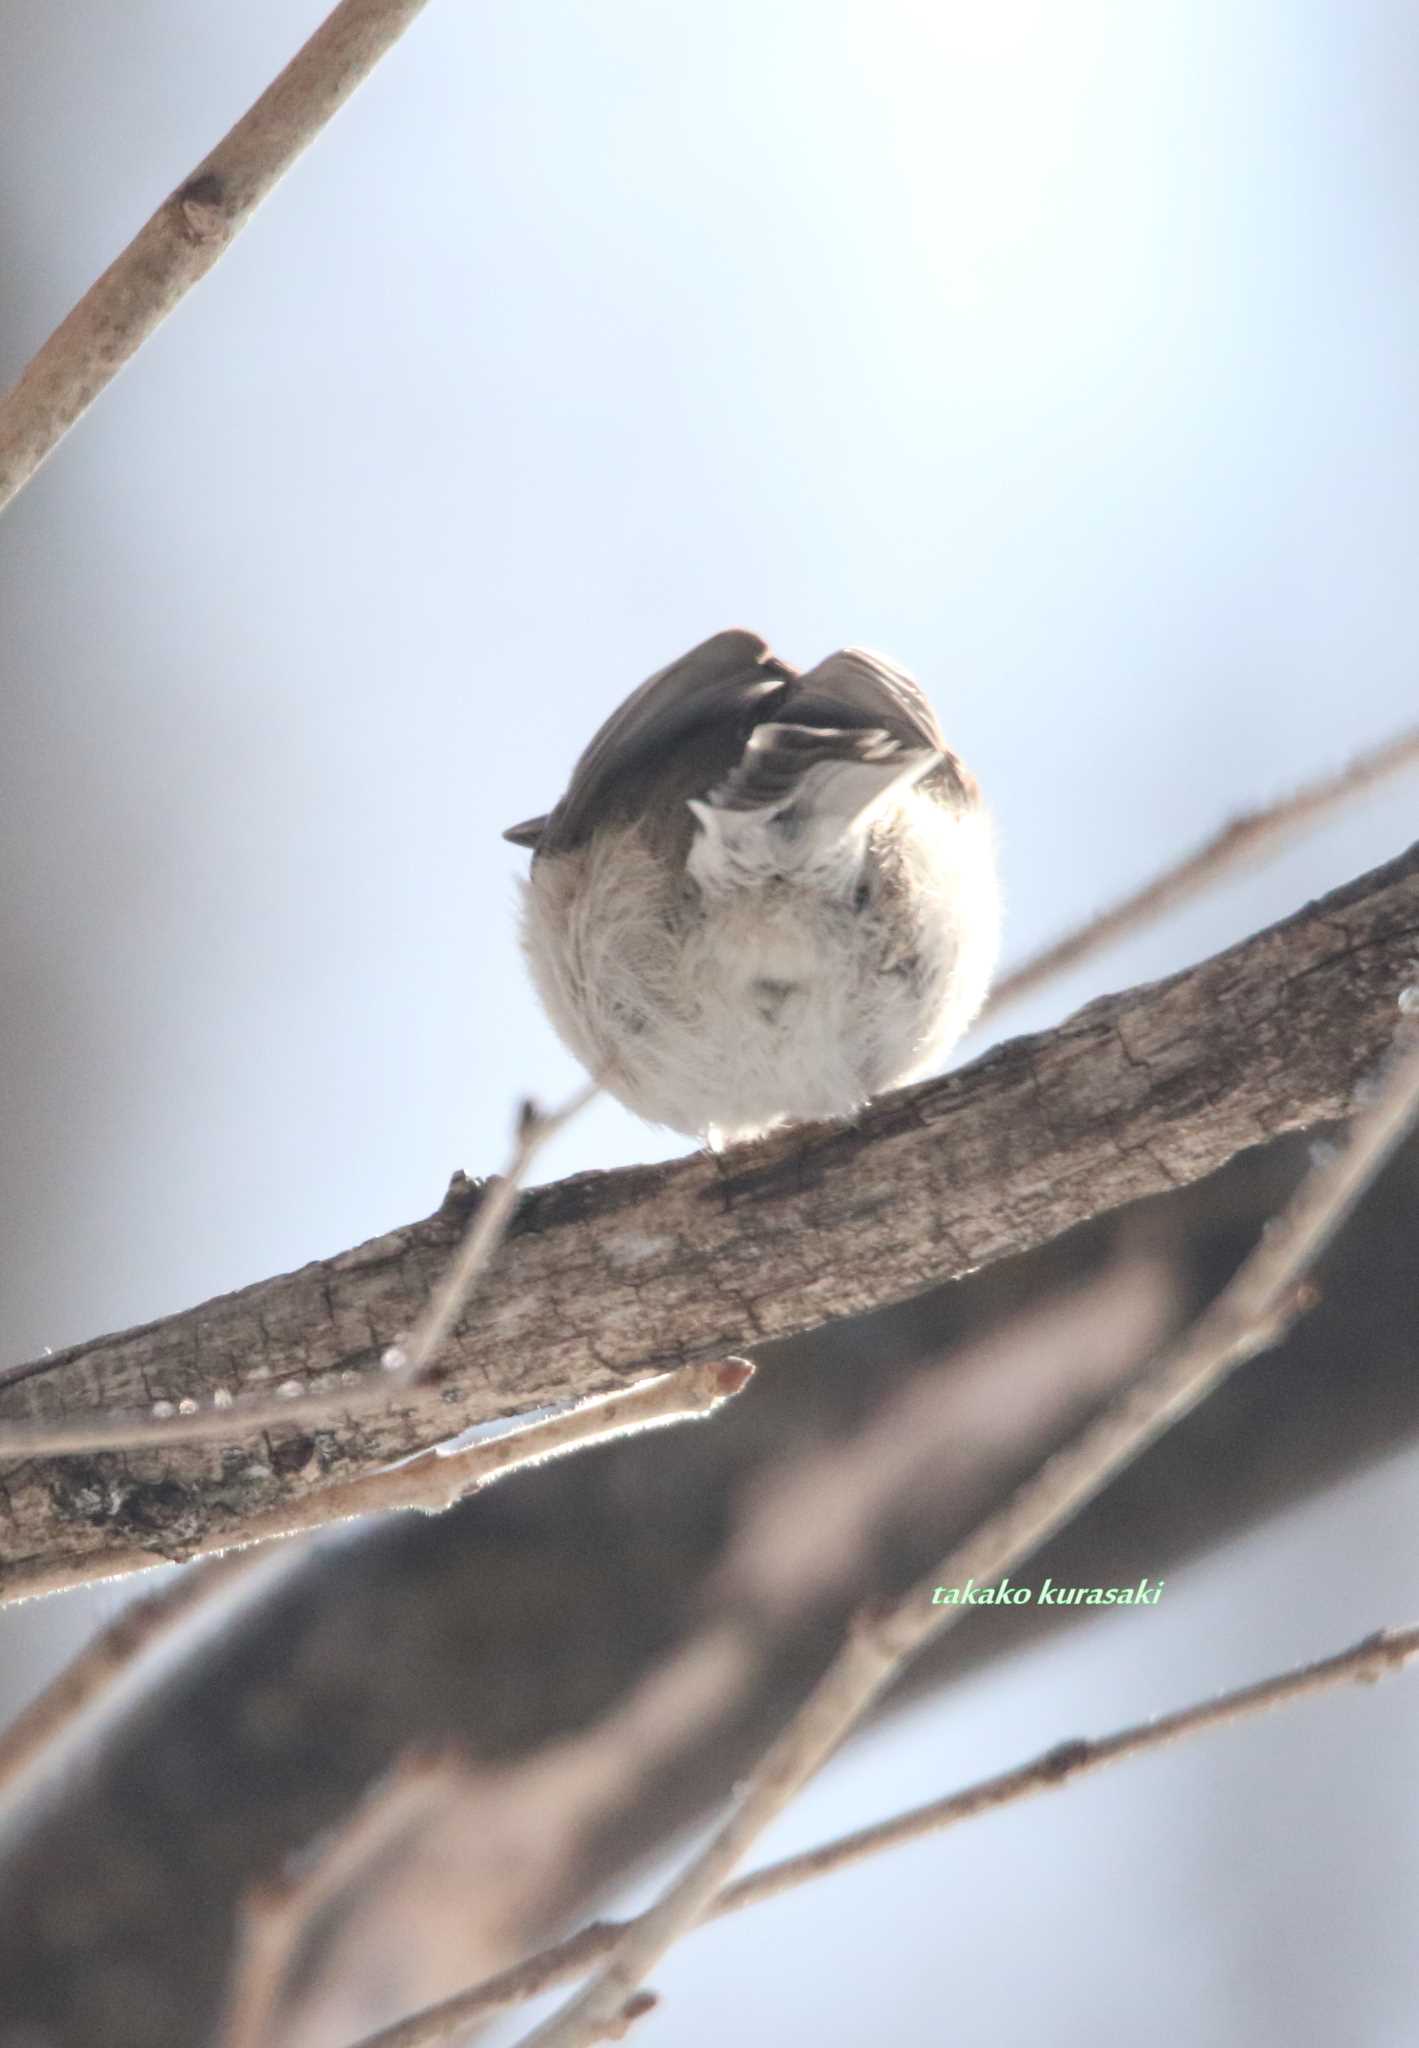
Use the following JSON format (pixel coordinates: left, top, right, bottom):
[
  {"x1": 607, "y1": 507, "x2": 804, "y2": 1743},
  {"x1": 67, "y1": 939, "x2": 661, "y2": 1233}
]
[{"x1": 688, "y1": 723, "x2": 939, "y2": 886}]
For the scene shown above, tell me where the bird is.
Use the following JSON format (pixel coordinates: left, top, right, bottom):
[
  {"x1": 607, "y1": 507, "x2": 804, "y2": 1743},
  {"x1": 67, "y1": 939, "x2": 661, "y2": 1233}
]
[{"x1": 504, "y1": 628, "x2": 999, "y2": 1147}]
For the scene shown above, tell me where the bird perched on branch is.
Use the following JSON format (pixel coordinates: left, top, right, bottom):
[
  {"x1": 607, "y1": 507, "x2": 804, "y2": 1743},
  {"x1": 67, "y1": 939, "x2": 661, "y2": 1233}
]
[{"x1": 504, "y1": 628, "x2": 998, "y2": 1146}]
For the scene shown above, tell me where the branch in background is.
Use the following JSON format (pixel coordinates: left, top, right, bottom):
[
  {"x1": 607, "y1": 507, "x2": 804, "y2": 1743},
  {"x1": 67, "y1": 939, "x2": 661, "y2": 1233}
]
[
  {"x1": 0, "y1": 1357, "x2": 749, "y2": 1863},
  {"x1": 207, "y1": 1269, "x2": 1172, "y2": 2048},
  {"x1": 349, "y1": 1624, "x2": 1419, "y2": 2048},
  {"x1": 984, "y1": 722, "x2": 1419, "y2": 1019},
  {"x1": 1, "y1": 1122, "x2": 1414, "y2": 2043},
  {"x1": 2, "y1": 843, "x2": 1417, "y2": 1601},
  {"x1": 523, "y1": 1019, "x2": 1419, "y2": 2047},
  {"x1": 219, "y1": 1754, "x2": 462, "y2": 2048},
  {"x1": 0, "y1": 0, "x2": 436, "y2": 515},
  {"x1": 0, "y1": 1551, "x2": 260, "y2": 1806}
]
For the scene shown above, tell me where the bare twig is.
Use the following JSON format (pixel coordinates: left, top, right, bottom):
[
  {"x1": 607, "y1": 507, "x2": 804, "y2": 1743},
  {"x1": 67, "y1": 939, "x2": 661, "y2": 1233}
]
[
  {"x1": 348, "y1": 1624, "x2": 1419, "y2": 2048},
  {"x1": 597, "y1": 1992, "x2": 658, "y2": 2039},
  {"x1": 0, "y1": 1089, "x2": 705, "y2": 1608},
  {"x1": 0, "y1": 1356, "x2": 751, "y2": 1610},
  {"x1": 0, "y1": 1551, "x2": 260, "y2": 1805},
  {"x1": 317, "y1": 1272, "x2": 1164, "y2": 2046},
  {"x1": 385, "y1": 1086, "x2": 599, "y2": 1389},
  {"x1": 0, "y1": 0, "x2": 437, "y2": 515},
  {"x1": 984, "y1": 723, "x2": 1419, "y2": 1019},
  {"x1": 320, "y1": 1359, "x2": 754, "y2": 1516},
  {"x1": 220, "y1": 1754, "x2": 460, "y2": 2048},
  {"x1": 519, "y1": 1023, "x2": 1419, "y2": 2047}
]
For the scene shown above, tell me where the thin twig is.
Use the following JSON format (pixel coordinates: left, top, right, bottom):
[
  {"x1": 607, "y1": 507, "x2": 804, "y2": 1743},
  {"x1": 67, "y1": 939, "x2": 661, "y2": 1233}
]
[
  {"x1": 124, "y1": 1360, "x2": 748, "y2": 1562},
  {"x1": 385, "y1": 1085, "x2": 599, "y2": 1389},
  {"x1": 0, "y1": 0, "x2": 438, "y2": 515},
  {"x1": 518, "y1": 1022, "x2": 1419, "y2": 2047},
  {"x1": 0, "y1": 1088, "x2": 717, "y2": 1609},
  {"x1": 984, "y1": 723, "x2": 1419, "y2": 1019},
  {"x1": 347, "y1": 1624, "x2": 1419, "y2": 2048},
  {"x1": 0, "y1": 1086, "x2": 596, "y2": 1460},
  {"x1": 0, "y1": 1357, "x2": 752, "y2": 1609},
  {"x1": 0, "y1": 1551, "x2": 260, "y2": 1805},
  {"x1": 317, "y1": 1359, "x2": 755, "y2": 1515},
  {"x1": 334, "y1": 1273, "x2": 1165, "y2": 2047}
]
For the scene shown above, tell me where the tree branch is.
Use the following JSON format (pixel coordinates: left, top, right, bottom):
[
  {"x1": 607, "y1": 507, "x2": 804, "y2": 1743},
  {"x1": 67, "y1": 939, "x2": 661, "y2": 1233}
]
[
  {"x1": 0, "y1": 1360, "x2": 752, "y2": 1612},
  {"x1": 984, "y1": 723, "x2": 1419, "y2": 1019},
  {"x1": 0, "y1": 1120, "x2": 1414, "y2": 2043},
  {"x1": 0, "y1": 0, "x2": 436, "y2": 515},
  {"x1": 0, "y1": 1085, "x2": 597, "y2": 1465},
  {"x1": 521, "y1": 1022, "x2": 1419, "y2": 2047},
  {"x1": 348, "y1": 1623, "x2": 1419, "y2": 2047},
  {"x1": 1, "y1": 842, "x2": 1416, "y2": 1600},
  {"x1": 219, "y1": 1753, "x2": 462, "y2": 2048},
  {"x1": 0, "y1": 1551, "x2": 259, "y2": 1806}
]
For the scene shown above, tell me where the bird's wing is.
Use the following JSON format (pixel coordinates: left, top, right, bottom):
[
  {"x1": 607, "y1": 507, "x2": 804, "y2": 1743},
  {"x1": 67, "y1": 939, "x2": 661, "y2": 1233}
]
[
  {"x1": 503, "y1": 628, "x2": 793, "y2": 853},
  {"x1": 783, "y1": 647, "x2": 948, "y2": 753},
  {"x1": 502, "y1": 813, "x2": 550, "y2": 849}
]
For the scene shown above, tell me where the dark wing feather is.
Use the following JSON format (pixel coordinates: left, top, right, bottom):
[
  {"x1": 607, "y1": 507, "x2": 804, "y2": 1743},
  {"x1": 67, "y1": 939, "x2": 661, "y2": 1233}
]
[
  {"x1": 501, "y1": 637, "x2": 963, "y2": 855},
  {"x1": 705, "y1": 723, "x2": 910, "y2": 813},
  {"x1": 502, "y1": 814, "x2": 550, "y2": 849},
  {"x1": 782, "y1": 647, "x2": 947, "y2": 752},
  {"x1": 510, "y1": 628, "x2": 794, "y2": 855}
]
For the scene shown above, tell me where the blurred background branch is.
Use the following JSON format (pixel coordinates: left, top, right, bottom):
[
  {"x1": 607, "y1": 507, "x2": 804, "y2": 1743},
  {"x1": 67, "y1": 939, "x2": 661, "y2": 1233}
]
[
  {"x1": 351, "y1": 1620, "x2": 1419, "y2": 2048},
  {"x1": 984, "y1": 722, "x2": 1419, "y2": 1019},
  {"x1": 1, "y1": 1118, "x2": 1416, "y2": 2043}
]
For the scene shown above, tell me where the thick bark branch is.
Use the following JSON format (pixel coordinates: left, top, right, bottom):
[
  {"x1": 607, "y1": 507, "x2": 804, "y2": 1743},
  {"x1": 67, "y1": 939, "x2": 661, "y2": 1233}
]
[{"x1": 2, "y1": 841, "x2": 1416, "y2": 1597}]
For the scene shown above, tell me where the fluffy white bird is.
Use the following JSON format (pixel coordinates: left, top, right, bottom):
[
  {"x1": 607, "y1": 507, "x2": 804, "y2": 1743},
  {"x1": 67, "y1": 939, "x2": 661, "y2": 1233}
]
[{"x1": 505, "y1": 628, "x2": 999, "y2": 1145}]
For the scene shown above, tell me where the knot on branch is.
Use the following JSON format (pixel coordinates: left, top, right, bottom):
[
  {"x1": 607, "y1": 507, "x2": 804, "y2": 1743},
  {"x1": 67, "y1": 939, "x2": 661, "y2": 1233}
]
[{"x1": 175, "y1": 173, "x2": 229, "y2": 244}]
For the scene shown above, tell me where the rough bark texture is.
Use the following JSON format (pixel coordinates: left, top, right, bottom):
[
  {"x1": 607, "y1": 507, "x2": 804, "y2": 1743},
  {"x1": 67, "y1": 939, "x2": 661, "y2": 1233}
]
[
  {"x1": 0, "y1": 1127, "x2": 1415, "y2": 2047},
  {"x1": 2, "y1": 841, "x2": 1417, "y2": 1596}
]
